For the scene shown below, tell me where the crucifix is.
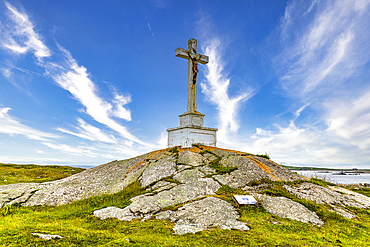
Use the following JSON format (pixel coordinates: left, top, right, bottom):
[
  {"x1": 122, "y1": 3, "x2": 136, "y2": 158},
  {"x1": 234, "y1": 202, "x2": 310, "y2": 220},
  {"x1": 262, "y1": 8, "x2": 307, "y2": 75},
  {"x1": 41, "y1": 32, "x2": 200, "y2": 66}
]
[{"x1": 175, "y1": 38, "x2": 209, "y2": 113}]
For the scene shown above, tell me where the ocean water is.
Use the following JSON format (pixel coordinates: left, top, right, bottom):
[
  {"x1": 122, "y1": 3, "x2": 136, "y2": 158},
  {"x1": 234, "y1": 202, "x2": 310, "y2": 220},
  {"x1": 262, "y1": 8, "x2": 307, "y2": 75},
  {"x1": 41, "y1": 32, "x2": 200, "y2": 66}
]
[{"x1": 295, "y1": 170, "x2": 370, "y2": 184}]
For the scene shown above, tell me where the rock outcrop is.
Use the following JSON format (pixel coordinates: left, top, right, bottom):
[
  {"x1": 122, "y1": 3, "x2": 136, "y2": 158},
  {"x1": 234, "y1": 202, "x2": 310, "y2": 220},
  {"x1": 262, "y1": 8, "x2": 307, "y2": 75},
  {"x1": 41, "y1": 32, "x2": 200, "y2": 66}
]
[
  {"x1": 156, "y1": 197, "x2": 250, "y2": 234},
  {"x1": 1, "y1": 145, "x2": 370, "y2": 235},
  {"x1": 253, "y1": 194, "x2": 324, "y2": 226}
]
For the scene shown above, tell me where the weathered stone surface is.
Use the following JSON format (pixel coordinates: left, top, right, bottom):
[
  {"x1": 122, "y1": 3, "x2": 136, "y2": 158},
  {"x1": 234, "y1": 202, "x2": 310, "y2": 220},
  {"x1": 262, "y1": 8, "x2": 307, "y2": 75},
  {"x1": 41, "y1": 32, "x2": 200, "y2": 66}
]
[
  {"x1": 177, "y1": 164, "x2": 192, "y2": 172},
  {"x1": 210, "y1": 149, "x2": 237, "y2": 158},
  {"x1": 198, "y1": 165, "x2": 217, "y2": 175},
  {"x1": 139, "y1": 156, "x2": 177, "y2": 187},
  {"x1": 146, "y1": 181, "x2": 177, "y2": 192},
  {"x1": 0, "y1": 183, "x2": 41, "y2": 207},
  {"x1": 254, "y1": 193, "x2": 324, "y2": 226},
  {"x1": 0, "y1": 154, "x2": 150, "y2": 207},
  {"x1": 149, "y1": 181, "x2": 171, "y2": 190},
  {"x1": 202, "y1": 152, "x2": 219, "y2": 166},
  {"x1": 243, "y1": 183, "x2": 272, "y2": 193},
  {"x1": 213, "y1": 171, "x2": 254, "y2": 188},
  {"x1": 213, "y1": 156, "x2": 273, "y2": 188},
  {"x1": 149, "y1": 150, "x2": 172, "y2": 161},
  {"x1": 178, "y1": 151, "x2": 203, "y2": 166},
  {"x1": 252, "y1": 156, "x2": 304, "y2": 181},
  {"x1": 94, "y1": 178, "x2": 221, "y2": 221},
  {"x1": 329, "y1": 205, "x2": 356, "y2": 219},
  {"x1": 283, "y1": 183, "x2": 365, "y2": 208},
  {"x1": 220, "y1": 155, "x2": 243, "y2": 167},
  {"x1": 94, "y1": 206, "x2": 137, "y2": 221},
  {"x1": 155, "y1": 197, "x2": 249, "y2": 235},
  {"x1": 173, "y1": 169, "x2": 204, "y2": 183},
  {"x1": 32, "y1": 233, "x2": 63, "y2": 240},
  {"x1": 329, "y1": 186, "x2": 370, "y2": 208}
]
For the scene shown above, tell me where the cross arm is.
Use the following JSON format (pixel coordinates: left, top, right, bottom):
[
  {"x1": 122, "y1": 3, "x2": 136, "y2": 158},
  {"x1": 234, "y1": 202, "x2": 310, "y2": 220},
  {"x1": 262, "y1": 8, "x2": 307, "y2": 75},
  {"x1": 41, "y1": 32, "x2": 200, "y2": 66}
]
[{"x1": 175, "y1": 48, "x2": 209, "y2": 64}]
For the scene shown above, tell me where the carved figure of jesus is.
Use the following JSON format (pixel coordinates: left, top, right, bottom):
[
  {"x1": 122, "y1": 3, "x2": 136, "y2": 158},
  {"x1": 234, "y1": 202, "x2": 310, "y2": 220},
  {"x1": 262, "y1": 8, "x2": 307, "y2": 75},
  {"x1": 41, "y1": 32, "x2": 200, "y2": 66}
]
[{"x1": 188, "y1": 49, "x2": 201, "y2": 85}]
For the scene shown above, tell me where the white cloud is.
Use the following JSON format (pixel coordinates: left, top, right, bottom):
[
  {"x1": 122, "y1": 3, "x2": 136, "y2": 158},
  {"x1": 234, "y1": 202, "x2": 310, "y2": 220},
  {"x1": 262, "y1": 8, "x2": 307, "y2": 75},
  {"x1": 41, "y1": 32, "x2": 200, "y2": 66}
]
[
  {"x1": 47, "y1": 46, "x2": 148, "y2": 145},
  {"x1": 276, "y1": 0, "x2": 370, "y2": 99},
  {"x1": 326, "y1": 90, "x2": 370, "y2": 149},
  {"x1": 2, "y1": 2, "x2": 51, "y2": 59},
  {"x1": 0, "y1": 106, "x2": 58, "y2": 141},
  {"x1": 254, "y1": 0, "x2": 370, "y2": 168},
  {"x1": 0, "y1": 156, "x2": 64, "y2": 164},
  {"x1": 57, "y1": 118, "x2": 117, "y2": 144},
  {"x1": 1, "y1": 2, "x2": 149, "y2": 147},
  {"x1": 244, "y1": 110, "x2": 370, "y2": 168},
  {"x1": 250, "y1": 121, "x2": 313, "y2": 154},
  {"x1": 157, "y1": 131, "x2": 167, "y2": 148},
  {"x1": 201, "y1": 38, "x2": 254, "y2": 144},
  {"x1": 111, "y1": 93, "x2": 132, "y2": 121},
  {"x1": 1, "y1": 67, "x2": 11, "y2": 78},
  {"x1": 42, "y1": 142, "x2": 97, "y2": 157}
]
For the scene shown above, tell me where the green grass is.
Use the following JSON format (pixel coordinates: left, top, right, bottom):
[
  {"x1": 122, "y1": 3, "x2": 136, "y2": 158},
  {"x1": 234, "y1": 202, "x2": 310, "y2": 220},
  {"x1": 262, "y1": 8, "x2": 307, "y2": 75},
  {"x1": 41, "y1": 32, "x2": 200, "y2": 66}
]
[
  {"x1": 0, "y1": 179, "x2": 369, "y2": 246},
  {"x1": 0, "y1": 163, "x2": 85, "y2": 185},
  {"x1": 0, "y1": 164, "x2": 369, "y2": 246}
]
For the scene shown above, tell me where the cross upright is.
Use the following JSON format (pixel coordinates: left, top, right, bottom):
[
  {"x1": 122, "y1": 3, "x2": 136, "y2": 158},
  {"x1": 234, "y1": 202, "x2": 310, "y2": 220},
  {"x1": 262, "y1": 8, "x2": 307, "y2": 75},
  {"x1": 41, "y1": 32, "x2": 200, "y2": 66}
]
[{"x1": 175, "y1": 38, "x2": 209, "y2": 113}]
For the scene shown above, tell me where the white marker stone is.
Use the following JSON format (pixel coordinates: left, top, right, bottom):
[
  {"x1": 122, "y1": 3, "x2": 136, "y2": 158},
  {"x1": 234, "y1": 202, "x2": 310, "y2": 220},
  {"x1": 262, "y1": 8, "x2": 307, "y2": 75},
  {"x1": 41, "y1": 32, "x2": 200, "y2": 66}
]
[{"x1": 233, "y1": 195, "x2": 257, "y2": 206}]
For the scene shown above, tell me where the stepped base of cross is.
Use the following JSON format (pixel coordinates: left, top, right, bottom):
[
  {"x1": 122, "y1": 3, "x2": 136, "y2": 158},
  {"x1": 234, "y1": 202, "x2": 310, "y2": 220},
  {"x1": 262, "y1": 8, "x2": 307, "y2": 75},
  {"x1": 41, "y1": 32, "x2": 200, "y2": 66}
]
[{"x1": 167, "y1": 111, "x2": 217, "y2": 148}]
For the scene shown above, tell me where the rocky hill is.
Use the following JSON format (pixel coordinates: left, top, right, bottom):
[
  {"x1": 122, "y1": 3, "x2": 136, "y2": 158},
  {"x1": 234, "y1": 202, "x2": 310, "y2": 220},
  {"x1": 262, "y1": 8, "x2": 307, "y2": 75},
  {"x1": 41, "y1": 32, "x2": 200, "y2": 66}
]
[{"x1": 1, "y1": 146, "x2": 369, "y2": 235}]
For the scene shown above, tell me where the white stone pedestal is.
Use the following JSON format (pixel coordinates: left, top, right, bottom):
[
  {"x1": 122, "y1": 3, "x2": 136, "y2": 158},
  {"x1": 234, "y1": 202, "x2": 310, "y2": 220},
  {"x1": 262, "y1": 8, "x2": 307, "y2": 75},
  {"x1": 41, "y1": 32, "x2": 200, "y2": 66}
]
[{"x1": 167, "y1": 112, "x2": 217, "y2": 148}]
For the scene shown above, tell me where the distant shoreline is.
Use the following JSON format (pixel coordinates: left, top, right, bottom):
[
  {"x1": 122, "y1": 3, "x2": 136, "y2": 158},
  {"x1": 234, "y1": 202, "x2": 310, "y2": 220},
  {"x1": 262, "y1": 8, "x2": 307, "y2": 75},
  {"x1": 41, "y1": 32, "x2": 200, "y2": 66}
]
[{"x1": 284, "y1": 165, "x2": 370, "y2": 172}]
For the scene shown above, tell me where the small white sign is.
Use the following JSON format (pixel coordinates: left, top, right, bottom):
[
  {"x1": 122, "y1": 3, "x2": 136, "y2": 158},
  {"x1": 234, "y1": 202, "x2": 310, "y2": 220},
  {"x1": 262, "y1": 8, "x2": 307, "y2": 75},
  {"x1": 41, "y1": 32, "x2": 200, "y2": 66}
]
[{"x1": 233, "y1": 195, "x2": 257, "y2": 205}]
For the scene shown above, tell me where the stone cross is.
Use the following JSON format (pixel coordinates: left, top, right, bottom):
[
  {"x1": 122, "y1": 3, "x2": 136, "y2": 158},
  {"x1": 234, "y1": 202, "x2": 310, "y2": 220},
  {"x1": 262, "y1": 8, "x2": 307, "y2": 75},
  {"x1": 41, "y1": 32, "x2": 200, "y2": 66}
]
[{"x1": 175, "y1": 38, "x2": 209, "y2": 113}]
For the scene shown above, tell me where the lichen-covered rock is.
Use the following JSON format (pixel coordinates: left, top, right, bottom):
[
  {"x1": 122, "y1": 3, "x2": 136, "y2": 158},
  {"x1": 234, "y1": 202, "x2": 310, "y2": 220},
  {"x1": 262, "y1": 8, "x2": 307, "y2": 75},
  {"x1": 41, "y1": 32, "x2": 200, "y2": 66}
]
[
  {"x1": 146, "y1": 181, "x2": 177, "y2": 193},
  {"x1": 0, "y1": 183, "x2": 41, "y2": 207},
  {"x1": 139, "y1": 156, "x2": 177, "y2": 187},
  {"x1": 243, "y1": 183, "x2": 272, "y2": 193},
  {"x1": 254, "y1": 193, "x2": 324, "y2": 226},
  {"x1": 155, "y1": 197, "x2": 249, "y2": 235},
  {"x1": 178, "y1": 151, "x2": 203, "y2": 166},
  {"x1": 329, "y1": 205, "x2": 356, "y2": 219},
  {"x1": 198, "y1": 165, "x2": 217, "y2": 175},
  {"x1": 210, "y1": 149, "x2": 237, "y2": 158},
  {"x1": 94, "y1": 206, "x2": 137, "y2": 221},
  {"x1": 283, "y1": 183, "x2": 366, "y2": 208},
  {"x1": 32, "y1": 233, "x2": 63, "y2": 240},
  {"x1": 177, "y1": 164, "x2": 192, "y2": 172},
  {"x1": 94, "y1": 178, "x2": 221, "y2": 221},
  {"x1": 213, "y1": 156, "x2": 273, "y2": 188},
  {"x1": 329, "y1": 186, "x2": 370, "y2": 208},
  {"x1": 220, "y1": 155, "x2": 243, "y2": 167},
  {"x1": 252, "y1": 156, "x2": 304, "y2": 181},
  {"x1": 173, "y1": 169, "x2": 204, "y2": 183},
  {"x1": 202, "y1": 152, "x2": 219, "y2": 166},
  {"x1": 1, "y1": 153, "x2": 151, "y2": 207}
]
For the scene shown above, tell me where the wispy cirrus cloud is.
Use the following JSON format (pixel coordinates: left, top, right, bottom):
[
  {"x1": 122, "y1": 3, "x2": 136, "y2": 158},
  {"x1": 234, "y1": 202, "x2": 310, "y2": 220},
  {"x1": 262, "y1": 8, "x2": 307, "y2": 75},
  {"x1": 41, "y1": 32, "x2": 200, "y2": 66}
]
[
  {"x1": 57, "y1": 118, "x2": 117, "y2": 144},
  {"x1": 0, "y1": 107, "x2": 58, "y2": 141},
  {"x1": 2, "y1": 2, "x2": 51, "y2": 59},
  {"x1": 276, "y1": 0, "x2": 370, "y2": 99},
  {"x1": 1, "y1": 2, "x2": 149, "y2": 148},
  {"x1": 201, "y1": 38, "x2": 254, "y2": 144},
  {"x1": 46, "y1": 46, "x2": 147, "y2": 145},
  {"x1": 42, "y1": 142, "x2": 97, "y2": 157},
  {"x1": 253, "y1": 0, "x2": 370, "y2": 167}
]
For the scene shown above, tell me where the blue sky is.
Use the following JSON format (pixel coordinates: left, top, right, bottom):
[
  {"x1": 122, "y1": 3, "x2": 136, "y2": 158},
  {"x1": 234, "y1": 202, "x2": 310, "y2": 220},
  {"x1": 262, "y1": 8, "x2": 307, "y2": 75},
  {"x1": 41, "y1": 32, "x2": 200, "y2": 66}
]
[{"x1": 1, "y1": 0, "x2": 370, "y2": 169}]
